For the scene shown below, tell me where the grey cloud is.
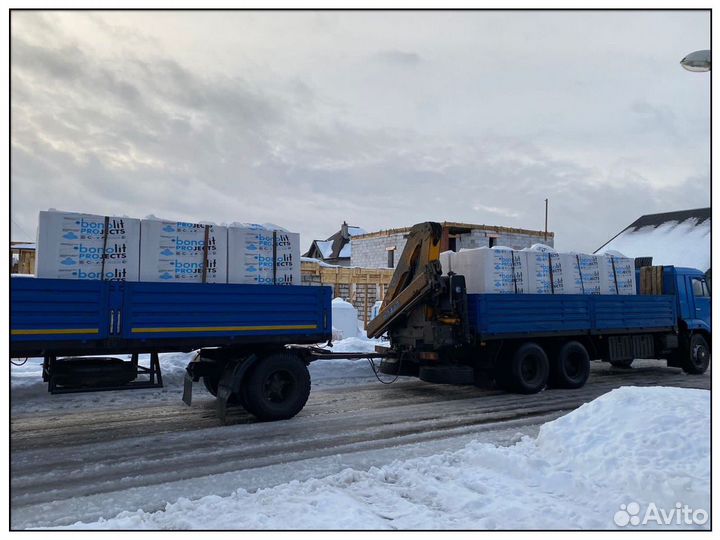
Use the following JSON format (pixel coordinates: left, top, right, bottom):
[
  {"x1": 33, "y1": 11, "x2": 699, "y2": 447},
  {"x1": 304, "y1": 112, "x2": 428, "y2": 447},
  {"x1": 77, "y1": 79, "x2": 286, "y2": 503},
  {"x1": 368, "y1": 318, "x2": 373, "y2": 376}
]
[
  {"x1": 630, "y1": 100, "x2": 680, "y2": 141},
  {"x1": 373, "y1": 49, "x2": 422, "y2": 66},
  {"x1": 10, "y1": 11, "x2": 710, "y2": 252}
]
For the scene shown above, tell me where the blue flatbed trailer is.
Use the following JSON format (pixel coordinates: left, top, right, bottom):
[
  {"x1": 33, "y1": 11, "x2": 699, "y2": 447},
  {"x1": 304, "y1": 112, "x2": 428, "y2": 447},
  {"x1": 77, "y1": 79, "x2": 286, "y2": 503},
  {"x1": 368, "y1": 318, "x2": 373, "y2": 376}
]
[
  {"x1": 11, "y1": 278, "x2": 332, "y2": 357},
  {"x1": 11, "y1": 277, "x2": 335, "y2": 420}
]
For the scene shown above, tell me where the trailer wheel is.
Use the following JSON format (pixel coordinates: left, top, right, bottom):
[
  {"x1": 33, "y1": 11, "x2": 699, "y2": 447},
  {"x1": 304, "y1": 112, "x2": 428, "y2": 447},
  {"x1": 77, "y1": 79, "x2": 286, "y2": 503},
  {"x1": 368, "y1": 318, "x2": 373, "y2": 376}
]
[
  {"x1": 680, "y1": 333, "x2": 711, "y2": 375},
  {"x1": 497, "y1": 342, "x2": 549, "y2": 394},
  {"x1": 242, "y1": 352, "x2": 311, "y2": 421},
  {"x1": 549, "y1": 341, "x2": 590, "y2": 389}
]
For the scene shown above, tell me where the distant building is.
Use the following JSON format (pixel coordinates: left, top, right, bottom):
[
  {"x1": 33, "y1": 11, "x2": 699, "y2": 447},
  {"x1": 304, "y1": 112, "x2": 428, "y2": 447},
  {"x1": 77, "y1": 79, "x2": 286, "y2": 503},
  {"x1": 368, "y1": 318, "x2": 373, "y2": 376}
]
[
  {"x1": 303, "y1": 222, "x2": 367, "y2": 266},
  {"x1": 595, "y1": 207, "x2": 710, "y2": 272},
  {"x1": 351, "y1": 222, "x2": 554, "y2": 269},
  {"x1": 11, "y1": 242, "x2": 35, "y2": 274}
]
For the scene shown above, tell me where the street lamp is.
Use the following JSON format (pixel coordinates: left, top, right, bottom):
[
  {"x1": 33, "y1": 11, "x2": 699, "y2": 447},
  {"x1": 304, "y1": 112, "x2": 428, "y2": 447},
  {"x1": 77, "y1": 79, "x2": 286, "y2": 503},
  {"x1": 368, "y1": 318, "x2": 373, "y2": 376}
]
[{"x1": 680, "y1": 50, "x2": 711, "y2": 72}]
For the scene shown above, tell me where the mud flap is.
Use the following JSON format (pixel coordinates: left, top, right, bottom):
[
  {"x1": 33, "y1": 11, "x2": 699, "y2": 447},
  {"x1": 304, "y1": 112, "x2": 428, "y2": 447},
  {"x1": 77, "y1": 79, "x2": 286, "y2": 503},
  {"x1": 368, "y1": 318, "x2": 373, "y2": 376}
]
[
  {"x1": 182, "y1": 372, "x2": 193, "y2": 406},
  {"x1": 216, "y1": 368, "x2": 235, "y2": 424}
]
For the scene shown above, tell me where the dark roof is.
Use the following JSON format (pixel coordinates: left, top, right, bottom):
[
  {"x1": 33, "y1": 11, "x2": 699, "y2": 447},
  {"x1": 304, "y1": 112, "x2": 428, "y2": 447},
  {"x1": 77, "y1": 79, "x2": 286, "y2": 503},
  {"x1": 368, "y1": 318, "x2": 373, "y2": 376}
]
[
  {"x1": 623, "y1": 207, "x2": 710, "y2": 231},
  {"x1": 303, "y1": 223, "x2": 365, "y2": 261},
  {"x1": 306, "y1": 229, "x2": 347, "y2": 260},
  {"x1": 595, "y1": 207, "x2": 710, "y2": 253}
]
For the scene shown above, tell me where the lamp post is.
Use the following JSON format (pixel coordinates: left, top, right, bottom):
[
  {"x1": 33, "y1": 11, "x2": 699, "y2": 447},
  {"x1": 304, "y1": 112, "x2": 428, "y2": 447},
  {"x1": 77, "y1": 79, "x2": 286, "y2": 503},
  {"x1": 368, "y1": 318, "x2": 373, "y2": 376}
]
[{"x1": 680, "y1": 50, "x2": 711, "y2": 72}]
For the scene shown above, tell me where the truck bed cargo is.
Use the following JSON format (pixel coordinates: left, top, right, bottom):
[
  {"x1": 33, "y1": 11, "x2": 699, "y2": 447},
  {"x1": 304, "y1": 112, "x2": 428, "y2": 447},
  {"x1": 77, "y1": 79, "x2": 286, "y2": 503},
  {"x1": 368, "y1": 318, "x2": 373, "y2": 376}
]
[{"x1": 467, "y1": 293, "x2": 677, "y2": 339}]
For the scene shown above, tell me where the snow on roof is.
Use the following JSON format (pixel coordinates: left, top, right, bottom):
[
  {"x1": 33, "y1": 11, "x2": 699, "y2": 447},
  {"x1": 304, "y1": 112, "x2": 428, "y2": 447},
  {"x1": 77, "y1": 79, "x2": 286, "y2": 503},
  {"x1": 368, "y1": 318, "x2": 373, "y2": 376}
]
[
  {"x1": 597, "y1": 217, "x2": 710, "y2": 271},
  {"x1": 347, "y1": 226, "x2": 366, "y2": 236},
  {"x1": 338, "y1": 243, "x2": 351, "y2": 258},
  {"x1": 315, "y1": 240, "x2": 334, "y2": 259}
]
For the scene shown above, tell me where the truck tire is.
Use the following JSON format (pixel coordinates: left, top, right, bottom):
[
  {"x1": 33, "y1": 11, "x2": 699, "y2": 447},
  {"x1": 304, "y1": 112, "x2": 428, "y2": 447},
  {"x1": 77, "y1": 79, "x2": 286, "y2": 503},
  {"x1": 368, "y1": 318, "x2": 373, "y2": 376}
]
[
  {"x1": 241, "y1": 352, "x2": 311, "y2": 421},
  {"x1": 496, "y1": 342, "x2": 549, "y2": 394},
  {"x1": 680, "y1": 333, "x2": 711, "y2": 375},
  {"x1": 549, "y1": 341, "x2": 590, "y2": 389}
]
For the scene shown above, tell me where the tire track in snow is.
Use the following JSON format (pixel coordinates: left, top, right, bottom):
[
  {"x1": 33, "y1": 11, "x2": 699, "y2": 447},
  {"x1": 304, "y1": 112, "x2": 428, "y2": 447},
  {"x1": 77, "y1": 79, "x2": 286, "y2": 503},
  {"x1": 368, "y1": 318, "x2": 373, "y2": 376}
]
[{"x1": 10, "y1": 360, "x2": 710, "y2": 528}]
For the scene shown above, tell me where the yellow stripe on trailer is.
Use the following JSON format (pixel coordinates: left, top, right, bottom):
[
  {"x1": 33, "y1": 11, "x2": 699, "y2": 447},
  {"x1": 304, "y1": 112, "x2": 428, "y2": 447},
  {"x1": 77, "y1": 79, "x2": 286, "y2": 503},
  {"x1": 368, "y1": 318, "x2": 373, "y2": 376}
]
[
  {"x1": 130, "y1": 324, "x2": 318, "y2": 334},
  {"x1": 11, "y1": 328, "x2": 100, "y2": 336}
]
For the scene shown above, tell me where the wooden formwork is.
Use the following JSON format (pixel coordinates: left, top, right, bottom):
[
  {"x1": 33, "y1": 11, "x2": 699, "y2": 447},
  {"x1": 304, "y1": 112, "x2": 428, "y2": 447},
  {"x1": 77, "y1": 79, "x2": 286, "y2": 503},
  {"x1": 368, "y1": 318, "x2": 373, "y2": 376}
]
[{"x1": 301, "y1": 260, "x2": 394, "y2": 328}]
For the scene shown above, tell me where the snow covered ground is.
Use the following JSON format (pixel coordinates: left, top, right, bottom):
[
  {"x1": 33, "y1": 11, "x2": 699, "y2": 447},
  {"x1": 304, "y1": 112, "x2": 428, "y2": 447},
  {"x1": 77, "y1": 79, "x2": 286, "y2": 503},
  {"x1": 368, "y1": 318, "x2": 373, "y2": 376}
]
[
  {"x1": 11, "y1": 334, "x2": 710, "y2": 530},
  {"x1": 44, "y1": 386, "x2": 709, "y2": 530}
]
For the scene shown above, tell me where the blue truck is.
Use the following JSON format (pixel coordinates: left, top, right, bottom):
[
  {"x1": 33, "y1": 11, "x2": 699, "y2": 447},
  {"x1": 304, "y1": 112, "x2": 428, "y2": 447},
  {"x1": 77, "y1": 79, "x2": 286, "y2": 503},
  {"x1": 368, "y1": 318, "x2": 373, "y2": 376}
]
[
  {"x1": 366, "y1": 222, "x2": 711, "y2": 393},
  {"x1": 10, "y1": 221, "x2": 711, "y2": 421}
]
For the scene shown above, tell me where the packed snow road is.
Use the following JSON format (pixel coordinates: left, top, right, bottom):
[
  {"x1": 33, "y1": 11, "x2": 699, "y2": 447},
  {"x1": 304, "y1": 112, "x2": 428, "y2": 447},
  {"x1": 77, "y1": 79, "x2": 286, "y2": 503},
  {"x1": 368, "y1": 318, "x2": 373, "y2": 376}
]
[{"x1": 10, "y1": 358, "x2": 710, "y2": 529}]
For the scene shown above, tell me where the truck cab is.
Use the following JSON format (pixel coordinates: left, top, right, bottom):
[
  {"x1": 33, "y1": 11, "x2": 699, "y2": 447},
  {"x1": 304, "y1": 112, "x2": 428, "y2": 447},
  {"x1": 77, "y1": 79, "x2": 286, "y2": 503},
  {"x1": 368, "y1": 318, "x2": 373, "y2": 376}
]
[{"x1": 667, "y1": 267, "x2": 711, "y2": 334}]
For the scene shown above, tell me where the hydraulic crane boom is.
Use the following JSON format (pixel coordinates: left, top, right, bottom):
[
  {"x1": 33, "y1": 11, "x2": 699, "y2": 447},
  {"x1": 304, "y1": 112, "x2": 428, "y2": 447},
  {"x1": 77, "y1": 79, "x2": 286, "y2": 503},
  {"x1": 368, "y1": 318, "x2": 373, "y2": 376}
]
[
  {"x1": 366, "y1": 222, "x2": 443, "y2": 338},
  {"x1": 366, "y1": 222, "x2": 470, "y2": 351}
]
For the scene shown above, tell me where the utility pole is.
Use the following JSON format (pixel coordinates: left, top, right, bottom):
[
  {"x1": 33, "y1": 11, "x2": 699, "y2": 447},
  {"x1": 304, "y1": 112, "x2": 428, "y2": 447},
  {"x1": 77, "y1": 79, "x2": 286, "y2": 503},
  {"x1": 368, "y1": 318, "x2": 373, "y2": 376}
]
[{"x1": 544, "y1": 198, "x2": 548, "y2": 242}]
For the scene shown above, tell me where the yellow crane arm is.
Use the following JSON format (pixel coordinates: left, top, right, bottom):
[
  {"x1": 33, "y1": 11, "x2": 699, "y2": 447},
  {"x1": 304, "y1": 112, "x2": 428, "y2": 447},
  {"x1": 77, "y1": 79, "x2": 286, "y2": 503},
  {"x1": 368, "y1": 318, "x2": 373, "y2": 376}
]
[{"x1": 366, "y1": 222, "x2": 443, "y2": 338}]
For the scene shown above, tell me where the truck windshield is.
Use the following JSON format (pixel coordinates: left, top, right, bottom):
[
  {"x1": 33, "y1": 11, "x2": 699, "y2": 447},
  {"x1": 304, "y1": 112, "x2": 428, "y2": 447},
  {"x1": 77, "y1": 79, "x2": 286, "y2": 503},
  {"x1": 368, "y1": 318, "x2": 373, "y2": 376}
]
[{"x1": 692, "y1": 277, "x2": 710, "y2": 297}]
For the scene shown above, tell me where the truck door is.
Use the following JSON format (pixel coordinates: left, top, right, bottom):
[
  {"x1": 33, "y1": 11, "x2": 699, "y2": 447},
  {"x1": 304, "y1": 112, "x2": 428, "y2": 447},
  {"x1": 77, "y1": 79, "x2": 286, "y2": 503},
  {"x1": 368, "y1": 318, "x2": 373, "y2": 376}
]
[{"x1": 688, "y1": 275, "x2": 711, "y2": 331}]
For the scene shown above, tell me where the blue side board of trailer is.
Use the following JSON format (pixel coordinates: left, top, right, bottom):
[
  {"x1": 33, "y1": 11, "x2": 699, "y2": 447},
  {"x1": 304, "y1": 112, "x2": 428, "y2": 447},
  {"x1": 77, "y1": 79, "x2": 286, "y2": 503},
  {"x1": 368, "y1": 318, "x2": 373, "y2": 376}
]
[
  {"x1": 11, "y1": 278, "x2": 333, "y2": 356},
  {"x1": 467, "y1": 293, "x2": 677, "y2": 339}
]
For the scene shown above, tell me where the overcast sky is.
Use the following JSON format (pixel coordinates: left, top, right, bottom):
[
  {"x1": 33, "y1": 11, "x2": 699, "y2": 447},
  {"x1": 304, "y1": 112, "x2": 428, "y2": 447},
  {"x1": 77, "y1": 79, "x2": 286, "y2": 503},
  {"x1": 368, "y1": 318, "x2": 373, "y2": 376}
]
[{"x1": 10, "y1": 10, "x2": 710, "y2": 252}]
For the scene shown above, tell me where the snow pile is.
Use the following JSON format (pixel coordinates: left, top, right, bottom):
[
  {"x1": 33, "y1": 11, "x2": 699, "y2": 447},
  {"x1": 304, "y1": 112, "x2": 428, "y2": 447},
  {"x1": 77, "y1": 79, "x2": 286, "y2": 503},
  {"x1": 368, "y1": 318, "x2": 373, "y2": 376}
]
[
  {"x1": 597, "y1": 219, "x2": 710, "y2": 272},
  {"x1": 57, "y1": 386, "x2": 709, "y2": 530},
  {"x1": 330, "y1": 298, "x2": 358, "y2": 339}
]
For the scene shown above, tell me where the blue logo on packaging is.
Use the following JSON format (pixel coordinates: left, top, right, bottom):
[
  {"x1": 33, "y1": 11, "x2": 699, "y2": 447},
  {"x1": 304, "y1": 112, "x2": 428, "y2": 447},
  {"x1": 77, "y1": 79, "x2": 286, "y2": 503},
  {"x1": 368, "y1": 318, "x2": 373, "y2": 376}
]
[
  {"x1": 161, "y1": 249, "x2": 174, "y2": 256},
  {"x1": 246, "y1": 243, "x2": 258, "y2": 251},
  {"x1": 163, "y1": 225, "x2": 175, "y2": 233},
  {"x1": 63, "y1": 232, "x2": 79, "y2": 240},
  {"x1": 159, "y1": 272, "x2": 173, "y2": 280},
  {"x1": 60, "y1": 257, "x2": 76, "y2": 265},
  {"x1": 246, "y1": 265, "x2": 257, "y2": 272}
]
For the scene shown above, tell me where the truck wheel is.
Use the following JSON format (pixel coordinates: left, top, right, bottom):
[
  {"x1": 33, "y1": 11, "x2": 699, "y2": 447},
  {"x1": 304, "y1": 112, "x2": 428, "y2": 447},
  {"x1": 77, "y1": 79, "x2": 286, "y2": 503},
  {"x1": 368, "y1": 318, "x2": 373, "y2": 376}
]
[
  {"x1": 497, "y1": 342, "x2": 549, "y2": 394},
  {"x1": 680, "y1": 334, "x2": 711, "y2": 375},
  {"x1": 242, "y1": 352, "x2": 311, "y2": 421},
  {"x1": 549, "y1": 341, "x2": 590, "y2": 389},
  {"x1": 609, "y1": 358, "x2": 634, "y2": 368}
]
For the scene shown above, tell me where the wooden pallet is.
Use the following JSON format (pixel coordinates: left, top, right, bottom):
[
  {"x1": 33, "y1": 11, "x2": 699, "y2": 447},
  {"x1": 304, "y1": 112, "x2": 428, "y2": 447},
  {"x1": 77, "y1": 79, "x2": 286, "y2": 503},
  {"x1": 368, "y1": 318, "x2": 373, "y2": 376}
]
[{"x1": 639, "y1": 265, "x2": 664, "y2": 295}]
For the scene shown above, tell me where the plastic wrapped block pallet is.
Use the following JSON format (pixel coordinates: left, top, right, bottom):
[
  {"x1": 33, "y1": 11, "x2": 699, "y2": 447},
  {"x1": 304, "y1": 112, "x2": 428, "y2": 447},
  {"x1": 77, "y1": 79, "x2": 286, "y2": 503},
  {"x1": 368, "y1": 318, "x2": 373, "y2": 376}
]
[
  {"x1": 599, "y1": 254, "x2": 635, "y2": 295},
  {"x1": 227, "y1": 226, "x2": 301, "y2": 286},
  {"x1": 139, "y1": 219, "x2": 228, "y2": 283},
  {"x1": 522, "y1": 247, "x2": 564, "y2": 294},
  {"x1": 559, "y1": 253, "x2": 601, "y2": 294},
  {"x1": 454, "y1": 247, "x2": 526, "y2": 294},
  {"x1": 36, "y1": 210, "x2": 140, "y2": 281},
  {"x1": 439, "y1": 250, "x2": 454, "y2": 275}
]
